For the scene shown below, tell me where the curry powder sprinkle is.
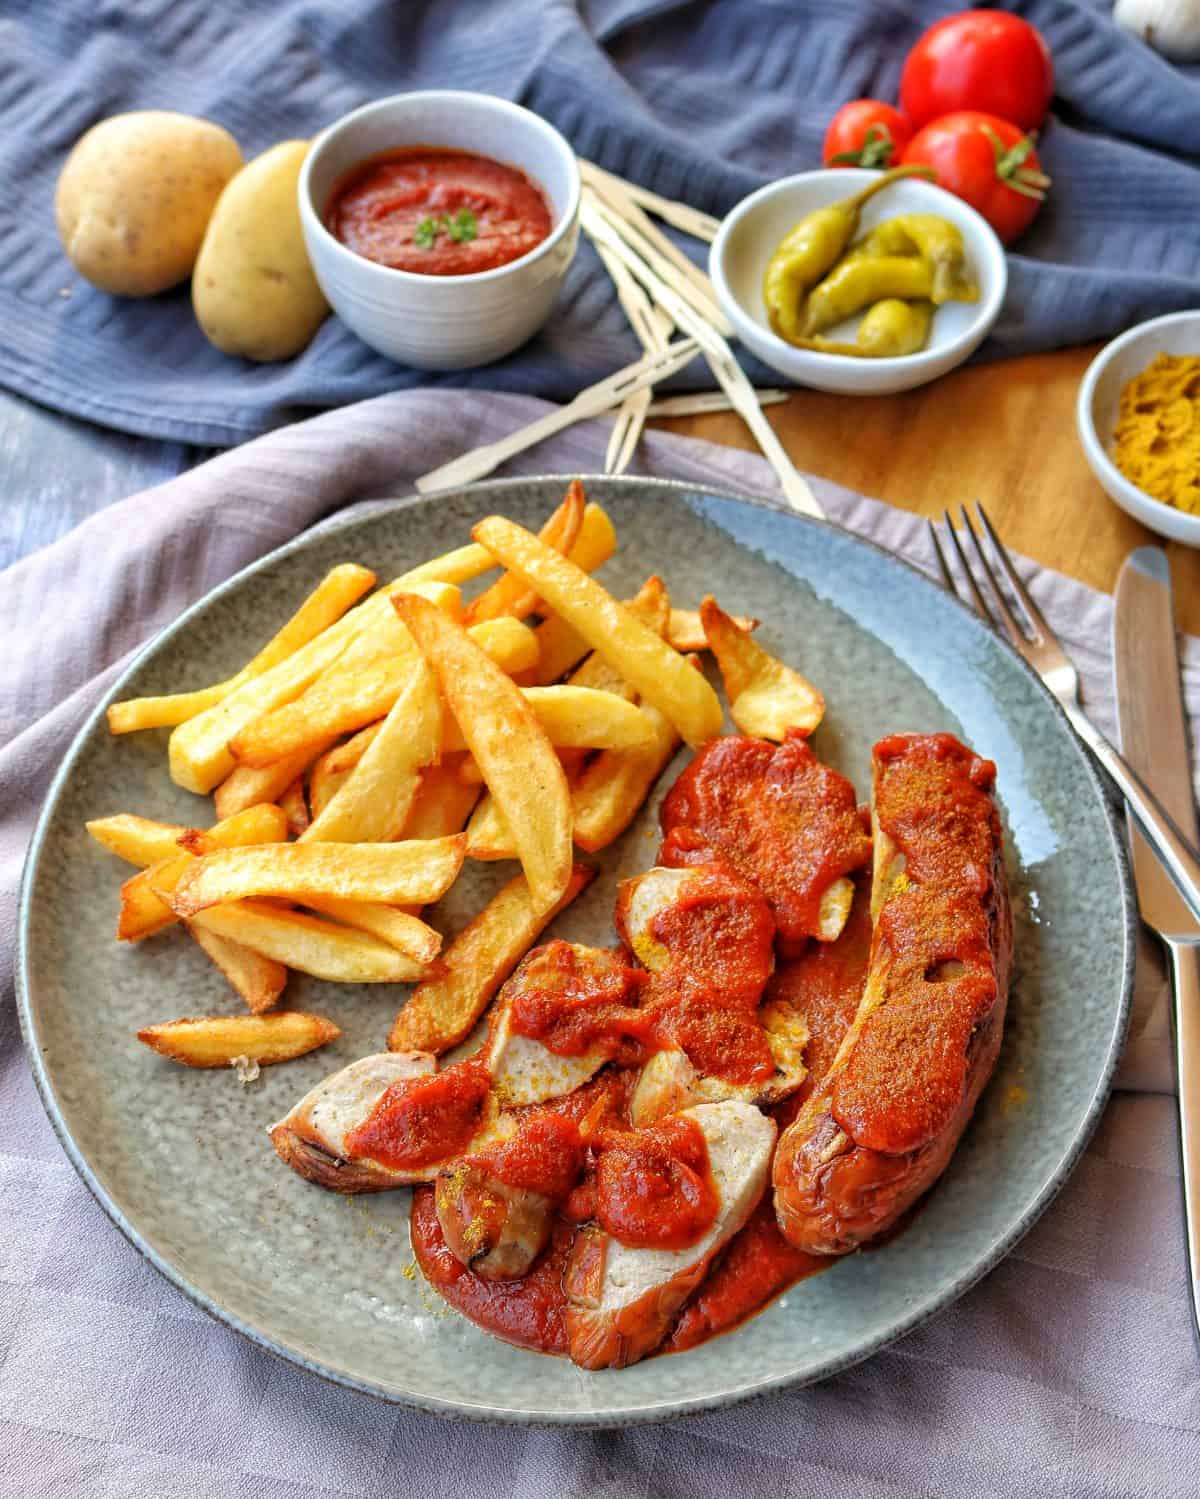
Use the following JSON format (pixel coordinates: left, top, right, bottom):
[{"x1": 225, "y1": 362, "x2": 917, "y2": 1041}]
[{"x1": 1111, "y1": 353, "x2": 1200, "y2": 516}]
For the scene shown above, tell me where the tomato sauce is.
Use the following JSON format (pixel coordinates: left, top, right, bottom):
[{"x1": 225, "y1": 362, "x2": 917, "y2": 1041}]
[
  {"x1": 411, "y1": 1187, "x2": 572, "y2": 1355},
  {"x1": 593, "y1": 1114, "x2": 719, "y2": 1250},
  {"x1": 831, "y1": 733, "x2": 1004, "y2": 1155},
  {"x1": 665, "y1": 1198, "x2": 827, "y2": 1352},
  {"x1": 765, "y1": 867, "x2": 874, "y2": 1122},
  {"x1": 660, "y1": 731, "x2": 872, "y2": 953},
  {"x1": 472, "y1": 1112, "x2": 583, "y2": 1202},
  {"x1": 326, "y1": 147, "x2": 553, "y2": 276},
  {"x1": 345, "y1": 1057, "x2": 490, "y2": 1171}
]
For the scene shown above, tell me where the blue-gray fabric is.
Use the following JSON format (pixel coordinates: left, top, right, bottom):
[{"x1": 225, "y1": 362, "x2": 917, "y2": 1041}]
[{"x1": 2, "y1": 0, "x2": 1197, "y2": 446}]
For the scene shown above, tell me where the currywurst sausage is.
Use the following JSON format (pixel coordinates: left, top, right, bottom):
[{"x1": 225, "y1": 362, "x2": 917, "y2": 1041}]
[{"x1": 773, "y1": 733, "x2": 1012, "y2": 1255}]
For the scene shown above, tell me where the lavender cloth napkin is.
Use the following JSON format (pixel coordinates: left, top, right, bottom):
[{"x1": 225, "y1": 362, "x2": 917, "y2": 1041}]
[{"x1": 2, "y1": 392, "x2": 1199, "y2": 1498}]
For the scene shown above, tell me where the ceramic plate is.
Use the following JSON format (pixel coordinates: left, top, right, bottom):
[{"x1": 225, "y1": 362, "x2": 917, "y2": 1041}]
[{"x1": 18, "y1": 476, "x2": 1135, "y2": 1425}]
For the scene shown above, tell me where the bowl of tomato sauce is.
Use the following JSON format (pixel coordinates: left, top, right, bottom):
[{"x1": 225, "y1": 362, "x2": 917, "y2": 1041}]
[{"x1": 299, "y1": 91, "x2": 580, "y2": 369}]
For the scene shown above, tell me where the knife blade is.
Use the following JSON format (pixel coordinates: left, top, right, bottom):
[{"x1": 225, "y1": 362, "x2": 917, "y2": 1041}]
[{"x1": 1113, "y1": 544, "x2": 1200, "y2": 1348}]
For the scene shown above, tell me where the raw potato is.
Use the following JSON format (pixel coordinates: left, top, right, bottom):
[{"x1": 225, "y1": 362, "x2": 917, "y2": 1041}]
[
  {"x1": 193, "y1": 140, "x2": 329, "y2": 361},
  {"x1": 55, "y1": 112, "x2": 243, "y2": 296}
]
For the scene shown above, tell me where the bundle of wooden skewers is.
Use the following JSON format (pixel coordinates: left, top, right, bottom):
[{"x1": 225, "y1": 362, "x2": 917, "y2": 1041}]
[{"x1": 415, "y1": 162, "x2": 820, "y2": 518}]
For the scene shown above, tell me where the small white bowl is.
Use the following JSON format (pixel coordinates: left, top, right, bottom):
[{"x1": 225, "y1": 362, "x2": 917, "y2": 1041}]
[
  {"x1": 1076, "y1": 310, "x2": 1200, "y2": 548},
  {"x1": 709, "y1": 169, "x2": 1007, "y2": 396},
  {"x1": 298, "y1": 91, "x2": 580, "y2": 370}
]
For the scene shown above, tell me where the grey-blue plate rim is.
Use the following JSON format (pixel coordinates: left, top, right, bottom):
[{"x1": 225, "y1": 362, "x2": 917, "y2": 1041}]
[{"x1": 16, "y1": 473, "x2": 1137, "y2": 1426}]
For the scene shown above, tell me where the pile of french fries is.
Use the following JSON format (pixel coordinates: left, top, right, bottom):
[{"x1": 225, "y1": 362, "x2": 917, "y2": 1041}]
[{"x1": 87, "y1": 481, "x2": 823, "y2": 1074}]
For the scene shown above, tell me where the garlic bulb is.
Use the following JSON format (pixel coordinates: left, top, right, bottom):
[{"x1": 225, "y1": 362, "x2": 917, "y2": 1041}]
[{"x1": 1114, "y1": 0, "x2": 1200, "y2": 61}]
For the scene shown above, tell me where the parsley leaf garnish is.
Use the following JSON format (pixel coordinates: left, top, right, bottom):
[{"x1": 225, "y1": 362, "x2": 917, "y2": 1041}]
[
  {"x1": 447, "y1": 209, "x2": 478, "y2": 243},
  {"x1": 414, "y1": 209, "x2": 478, "y2": 250}
]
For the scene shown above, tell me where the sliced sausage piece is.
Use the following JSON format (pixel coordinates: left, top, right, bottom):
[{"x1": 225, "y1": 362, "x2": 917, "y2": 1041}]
[
  {"x1": 483, "y1": 941, "x2": 645, "y2": 1105},
  {"x1": 434, "y1": 1111, "x2": 585, "y2": 1280},
  {"x1": 773, "y1": 733, "x2": 1012, "y2": 1254},
  {"x1": 629, "y1": 1002, "x2": 809, "y2": 1126},
  {"x1": 658, "y1": 731, "x2": 872, "y2": 952},
  {"x1": 564, "y1": 1100, "x2": 776, "y2": 1369},
  {"x1": 269, "y1": 1052, "x2": 498, "y2": 1193}
]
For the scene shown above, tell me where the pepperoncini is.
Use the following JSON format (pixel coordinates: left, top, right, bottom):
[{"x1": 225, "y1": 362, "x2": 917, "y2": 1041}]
[{"x1": 761, "y1": 166, "x2": 933, "y2": 342}]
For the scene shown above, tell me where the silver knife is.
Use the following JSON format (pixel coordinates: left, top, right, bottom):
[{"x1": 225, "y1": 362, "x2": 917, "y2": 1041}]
[{"x1": 1113, "y1": 546, "x2": 1200, "y2": 1345}]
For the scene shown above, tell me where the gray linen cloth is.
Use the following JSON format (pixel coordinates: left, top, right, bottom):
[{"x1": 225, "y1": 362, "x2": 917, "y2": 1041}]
[{"x1": 2, "y1": 392, "x2": 1198, "y2": 1497}]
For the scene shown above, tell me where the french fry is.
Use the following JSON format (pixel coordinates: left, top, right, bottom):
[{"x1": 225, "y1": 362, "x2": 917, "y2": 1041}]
[
  {"x1": 464, "y1": 480, "x2": 585, "y2": 625},
  {"x1": 667, "y1": 606, "x2": 759, "y2": 654},
  {"x1": 214, "y1": 743, "x2": 332, "y2": 821},
  {"x1": 187, "y1": 902, "x2": 432, "y2": 982},
  {"x1": 118, "y1": 803, "x2": 289, "y2": 941},
  {"x1": 302, "y1": 660, "x2": 442, "y2": 844},
  {"x1": 699, "y1": 597, "x2": 824, "y2": 739},
  {"x1": 229, "y1": 613, "x2": 536, "y2": 769},
  {"x1": 137, "y1": 1011, "x2": 339, "y2": 1068},
  {"x1": 300, "y1": 896, "x2": 442, "y2": 964},
  {"x1": 466, "y1": 577, "x2": 674, "y2": 856},
  {"x1": 170, "y1": 836, "x2": 467, "y2": 916},
  {"x1": 473, "y1": 516, "x2": 723, "y2": 746},
  {"x1": 183, "y1": 921, "x2": 288, "y2": 1013},
  {"x1": 86, "y1": 814, "x2": 194, "y2": 868},
  {"x1": 441, "y1": 686, "x2": 656, "y2": 756},
  {"x1": 277, "y1": 777, "x2": 310, "y2": 838},
  {"x1": 107, "y1": 564, "x2": 376, "y2": 734},
  {"x1": 394, "y1": 593, "x2": 572, "y2": 912},
  {"x1": 400, "y1": 759, "x2": 481, "y2": 840},
  {"x1": 534, "y1": 572, "x2": 667, "y2": 687},
  {"x1": 533, "y1": 613, "x2": 591, "y2": 686},
  {"x1": 308, "y1": 751, "x2": 354, "y2": 821},
  {"x1": 571, "y1": 701, "x2": 682, "y2": 853},
  {"x1": 320, "y1": 720, "x2": 383, "y2": 776},
  {"x1": 465, "y1": 793, "x2": 516, "y2": 861},
  {"x1": 228, "y1": 610, "x2": 422, "y2": 769},
  {"x1": 388, "y1": 864, "x2": 595, "y2": 1054},
  {"x1": 554, "y1": 576, "x2": 671, "y2": 779},
  {"x1": 168, "y1": 576, "x2": 459, "y2": 794}
]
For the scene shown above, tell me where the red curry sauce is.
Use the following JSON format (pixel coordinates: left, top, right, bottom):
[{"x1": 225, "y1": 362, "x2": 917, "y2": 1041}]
[
  {"x1": 345, "y1": 1058, "x2": 490, "y2": 1171},
  {"x1": 660, "y1": 730, "x2": 872, "y2": 953},
  {"x1": 593, "y1": 1114, "x2": 719, "y2": 1251},
  {"x1": 411, "y1": 1187, "x2": 572, "y2": 1354},
  {"x1": 831, "y1": 733, "x2": 1003, "y2": 1155},
  {"x1": 326, "y1": 147, "x2": 553, "y2": 276}
]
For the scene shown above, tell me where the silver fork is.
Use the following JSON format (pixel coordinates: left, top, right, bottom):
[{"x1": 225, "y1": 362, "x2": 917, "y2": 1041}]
[{"x1": 930, "y1": 502, "x2": 1200, "y2": 924}]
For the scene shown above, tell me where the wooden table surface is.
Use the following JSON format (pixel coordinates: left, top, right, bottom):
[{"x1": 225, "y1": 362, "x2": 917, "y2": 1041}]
[
  {"x1": 4, "y1": 344, "x2": 1197, "y2": 637},
  {"x1": 658, "y1": 345, "x2": 1200, "y2": 638}
]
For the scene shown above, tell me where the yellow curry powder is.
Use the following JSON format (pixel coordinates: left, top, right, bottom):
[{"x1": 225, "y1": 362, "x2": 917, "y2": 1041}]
[{"x1": 1112, "y1": 353, "x2": 1200, "y2": 516}]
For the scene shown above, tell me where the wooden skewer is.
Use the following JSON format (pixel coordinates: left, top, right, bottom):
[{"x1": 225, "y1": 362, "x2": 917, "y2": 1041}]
[
  {"x1": 594, "y1": 238, "x2": 671, "y2": 475},
  {"x1": 580, "y1": 160, "x2": 720, "y2": 244},
  {"x1": 584, "y1": 188, "x2": 731, "y2": 338},
  {"x1": 413, "y1": 338, "x2": 700, "y2": 494},
  {"x1": 581, "y1": 201, "x2": 821, "y2": 519},
  {"x1": 646, "y1": 389, "x2": 790, "y2": 417}
]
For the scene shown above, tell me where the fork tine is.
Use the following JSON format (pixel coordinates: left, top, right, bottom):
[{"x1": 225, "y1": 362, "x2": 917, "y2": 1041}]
[
  {"x1": 957, "y1": 506, "x2": 1029, "y2": 648},
  {"x1": 972, "y1": 502, "x2": 1050, "y2": 643},
  {"x1": 940, "y1": 511, "x2": 998, "y2": 627},
  {"x1": 926, "y1": 519, "x2": 955, "y2": 592},
  {"x1": 604, "y1": 404, "x2": 633, "y2": 473}
]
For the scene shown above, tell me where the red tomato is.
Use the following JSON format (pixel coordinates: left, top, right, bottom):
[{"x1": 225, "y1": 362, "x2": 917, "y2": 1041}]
[
  {"x1": 902, "y1": 111, "x2": 1050, "y2": 244},
  {"x1": 900, "y1": 10, "x2": 1054, "y2": 131},
  {"x1": 822, "y1": 100, "x2": 913, "y2": 169}
]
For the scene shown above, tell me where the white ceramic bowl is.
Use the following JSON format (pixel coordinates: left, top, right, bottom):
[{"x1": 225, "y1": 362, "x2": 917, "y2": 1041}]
[
  {"x1": 298, "y1": 91, "x2": 580, "y2": 370},
  {"x1": 709, "y1": 169, "x2": 1007, "y2": 396},
  {"x1": 1076, "y1": 310, "x2": 1200, "y2": 548}
]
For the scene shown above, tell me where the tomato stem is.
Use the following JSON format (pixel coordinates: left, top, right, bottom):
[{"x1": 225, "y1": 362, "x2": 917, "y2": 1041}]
[
  {"x1": 829, "y1": 124, "x2": 896, "y2": 170},
  {"x1": 982, "y1": 125, "x2": 1050, "y2": 202}
]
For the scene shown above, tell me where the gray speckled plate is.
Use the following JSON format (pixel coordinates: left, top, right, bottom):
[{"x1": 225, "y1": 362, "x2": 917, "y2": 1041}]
[{"x1": 18, "y1": 476, "x2": 1135, "y2": 1426}]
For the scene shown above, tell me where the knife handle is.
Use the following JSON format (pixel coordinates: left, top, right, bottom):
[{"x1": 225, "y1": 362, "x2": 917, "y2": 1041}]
[
  {"x1": 1169, "y1": 938, "x2": 1200, "y2": 1349},
  {"x1": 1065, "y1": 704, "x2": 1200, "y2": 927}
]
